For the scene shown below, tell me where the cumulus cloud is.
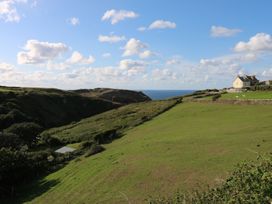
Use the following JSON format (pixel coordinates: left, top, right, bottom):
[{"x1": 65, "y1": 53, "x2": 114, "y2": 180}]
[
  {"x1": 139, "y1": 20, "x2": 176, "y2": 31},
  {"x1": 139, "y1": 50, "x2": 153, "y2": 59},
  {"x1": 149, "y1": 20, "x2": 176, "y2": 30},
  {"x1": 98, "y1": 34, "x2": 126, "y2": 43},
  {"x1": 101, "y1": 9, "x2": 138, "y2": 24},
  {"x1": 17, "y1": 40, "x2": 69, "y2": 64},
  {"x1": 68, "y1": 17, "x2": 80, "y2": 26},
  {"x1": 66, "y1": 51, "x2": 95, "y2": 65},
  {"x1": 0, "y1": 0, "x2": 27, "y2": 22},
  {"x1": 210, "y1": 26, "x2": 242, "y2": 37},
  {"x1": 234, "y1": 33, "x2": 272, "y2": 52},
  {"x1": 119, "y1": 59, "x2": 146, "y2": 76},
  {"x1": 122, "y1": 38, "x2": 147, "y2": 57}
]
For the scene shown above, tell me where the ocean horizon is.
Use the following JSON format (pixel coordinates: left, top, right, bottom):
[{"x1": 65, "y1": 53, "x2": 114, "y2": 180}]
[{"x1": 141, "y1": 90, "x2": 195, "y2": 100}]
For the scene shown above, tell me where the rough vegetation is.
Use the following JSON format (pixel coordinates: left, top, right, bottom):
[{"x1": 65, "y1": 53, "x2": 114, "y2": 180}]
[{"x1": 41, "y1": 99, "x2": 180, "y2": 144}]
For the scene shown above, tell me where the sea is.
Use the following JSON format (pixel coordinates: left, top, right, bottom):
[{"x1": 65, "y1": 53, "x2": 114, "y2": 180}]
[{"x1": 142, "y1": 90, "x2": 195, "y2": 100}]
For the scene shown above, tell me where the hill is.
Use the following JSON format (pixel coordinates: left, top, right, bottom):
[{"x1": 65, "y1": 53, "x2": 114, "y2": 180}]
[
  {"x1": 72, "y1": 88, "x2": 151, "y2": 105},
  {"x1": 14, "y1": 102, "x2": 272, "y2": 204},
  {"x1": 42, "y1": 99, "x2": 179, "y2": 144},
  {"x1": 0, "y1": 86, "x2": 119, "y2": 129}
]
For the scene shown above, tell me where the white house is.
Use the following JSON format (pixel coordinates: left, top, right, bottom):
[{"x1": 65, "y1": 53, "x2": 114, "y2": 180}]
[{"x1": 233, "y1": 75, "x2": 259, "y2": 89}]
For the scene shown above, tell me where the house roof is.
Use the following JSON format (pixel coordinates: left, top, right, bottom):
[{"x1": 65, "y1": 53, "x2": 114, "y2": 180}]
[
  {"x1": 55, "y1": 146, "x2": 76, "y2": 154},
  {"x1": 237, "y1": 75, "x2": 258, "y2": 82}
]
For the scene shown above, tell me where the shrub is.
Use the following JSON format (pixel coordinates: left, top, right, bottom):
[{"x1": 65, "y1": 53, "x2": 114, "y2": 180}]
[
  {"x1": 5, "y1": 122, "x2": 43, "y2": 146},
  {"x1": 85, "y1": 144, "x2": 105, "y2": 157},
  {"x1": 212, "y1": 94, "x2": 221, "y2": 101},
  {"x1": 40, "y1": 133, "x2": 63, "y2": 147}
]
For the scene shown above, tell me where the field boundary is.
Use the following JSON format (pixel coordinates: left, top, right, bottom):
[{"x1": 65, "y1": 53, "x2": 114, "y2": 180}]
[{"x1": 189, "y1": 99, "x2": 272, "y2": 105}]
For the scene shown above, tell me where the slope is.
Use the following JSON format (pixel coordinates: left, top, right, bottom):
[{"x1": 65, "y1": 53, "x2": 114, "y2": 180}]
[{"x1": 19, "y1": 102, "x2": 272, "y2": 204}]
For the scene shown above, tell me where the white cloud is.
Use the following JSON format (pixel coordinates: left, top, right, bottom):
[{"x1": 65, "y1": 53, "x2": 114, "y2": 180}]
[
  {"x1": 211, "y1": 26, "x2": 242, "y2": 37},
  {"x1": 66, "y1": 51, "x2": 95, "y2": 65},
  {"x1": 17, "y1": 40, "x2": 69, "y2": 64},
  {"x1": 122, "y1": 38, "x2": 147, "y2": 57},
  {"x1": 139, "y1": 50, "x2": 153, "y2": 59},
  {"x1": 234, "y1": 33, "x2": 272, "y2": 52},
  {"x1": 119, "y1": 59, "x2": 146, "y2": 77},
  {"x1": 166, "y1": 58, "x2": 181, "y2": 66},
  {"x1": 138, "y1": 26, "x2": 146, "y2": 32},
  {"x1": 98, "y1": 34, "x2": 126, "y2": 43},
  {"x1": 152, "y1": 68, "x2": 177, "y2": 80},
  {"x1": 101, "y1": 9, "x2": 138, "y2": 24},
  {"x1": 68, "y1": 17, "x2": 80, "y2": 26},
  {"x1": 148, "y1": 20, "x2": 176, "y2": 30},
  {"x1": 102, "y1": 53, "x2": 111, "y2": 58},
  {"x1": 0, "y1": 0, "x2": 27, "y2": 22},
  {"x1": 0, "y1": 62, "x2": 14, "y2": 72},
  {"x1": 200, "y1": 53, "x2": 257, "y2": 67}
]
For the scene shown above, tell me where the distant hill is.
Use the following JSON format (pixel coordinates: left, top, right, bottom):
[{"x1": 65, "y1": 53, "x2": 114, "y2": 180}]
[
  {"x1": 72, "y1": 88, "x2": 151, "y2": 105},
  {"x1": 0, "y1": 86, "x2": 151, "y2": 129}
]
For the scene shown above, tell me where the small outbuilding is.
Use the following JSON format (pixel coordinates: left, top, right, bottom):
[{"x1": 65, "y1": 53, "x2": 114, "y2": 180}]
[{"x1": 55, "y1": 146, "x2": 76, "y2": 154}]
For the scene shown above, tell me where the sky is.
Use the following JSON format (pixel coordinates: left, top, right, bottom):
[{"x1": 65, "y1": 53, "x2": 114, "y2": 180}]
[{"x1": 1, "y1": 0, "x2": 272, "y2": 90}]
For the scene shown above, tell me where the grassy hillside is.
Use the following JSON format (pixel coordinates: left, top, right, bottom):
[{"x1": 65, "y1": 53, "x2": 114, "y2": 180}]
[
  {"x1": 16, "y1": 102, "x2": 272, "y2": 204},
  {"x1": 0, "y1": 86, "x2": 119, "y2": 129},
  {"x1": 43, "y1": 99, "x2": 179, "y2": 143}
]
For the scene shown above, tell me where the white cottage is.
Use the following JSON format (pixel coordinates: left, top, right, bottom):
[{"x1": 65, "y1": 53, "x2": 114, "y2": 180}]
[{"x1": 233, "y1": 75, "x2": 259, "y2": 89}]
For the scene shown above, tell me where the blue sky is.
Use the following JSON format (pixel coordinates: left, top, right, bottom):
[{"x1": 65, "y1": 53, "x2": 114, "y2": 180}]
[{"x1": 1, "y1": 0, "x2": 272, "y2": 90}]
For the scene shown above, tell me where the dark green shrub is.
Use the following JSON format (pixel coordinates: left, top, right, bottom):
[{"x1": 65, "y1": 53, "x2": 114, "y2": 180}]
[
  {"x1": 212, "y1": 94, "x2": 221, "y2": 101},
  {"x1": 5, "y1": 122, "x2": 43, "y2": 146},
  {"x1": 85, "y1": 144, "x2": 105, "y2": 157},
  {"x1": 0, "y1": 132, "x2": 23, "y2": 149},
  {"x1": 40, "y1": 134, "x2": 63, "y2": 147}
]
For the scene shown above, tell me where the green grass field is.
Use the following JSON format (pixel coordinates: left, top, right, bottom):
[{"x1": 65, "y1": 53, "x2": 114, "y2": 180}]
[
  {"x1": 221, "y1": 91, "x2": 272, "y2": 100},
  {"x1": 16, "y1": 102, "x2": 272, "y2": 204}
]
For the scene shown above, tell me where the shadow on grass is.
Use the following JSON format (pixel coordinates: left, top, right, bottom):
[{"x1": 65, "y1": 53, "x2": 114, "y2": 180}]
[{"x1": 1, "y1": 178, "x2": 60, "y2": 204}]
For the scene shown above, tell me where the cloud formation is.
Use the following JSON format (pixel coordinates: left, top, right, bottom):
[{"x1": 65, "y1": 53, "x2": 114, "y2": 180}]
[
  {"x1": 0, "y1": 0, "x2": 27, "y2": 22},
  {"x1": 122, "y1": 38, "x2": 152, "y2": 58},
  {"x1": 139, "y1": 20, "x2": 176, "y2": 31},
  {"x1": 234, "y1": 33, "x2": 272, "y2": 52},
  {"x1": 98, "y1": 35, "x2": 126, "y2": 43},
  {"x1": 101, "y1": 9, "x2": 138, "y2": 24},
  {"x1": 17, "y1": 40, "x2": 69, "y2": 64},
  {"x1": 211, "y1": 26, "x2": 242, "y2": 37},
  {"x1": 66, "y1": 51, "x2": 95, "y2": 65},
  {"x1": 68, "y1": 17, "x2": 80, "y2": 26}
]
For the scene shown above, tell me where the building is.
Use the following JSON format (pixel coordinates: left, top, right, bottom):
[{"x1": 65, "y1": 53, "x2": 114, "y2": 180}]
[
  {"x1": 233, "y1": 75, "x2": 259, "y2": 89},
  {"x1": 55, "y1": 146, "x2": 76, "y2": 154}
]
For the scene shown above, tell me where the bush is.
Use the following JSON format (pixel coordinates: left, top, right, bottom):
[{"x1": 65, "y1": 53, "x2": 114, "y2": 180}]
[
  {"x1": 40, "y1": 134, "x2": 63, "y2": 147},
  {"x1": 85, "y1": 144, "x2": 105, "y2": 157},
  {"x1": 5, "y1": 122, "x2": 43, "y2": 146},
  {"x1": 212, "y1": 94, "x2": 221, "y2": 101},
  {"x1": 0, "y1": 132, "x2": 23, "y2": 149}
]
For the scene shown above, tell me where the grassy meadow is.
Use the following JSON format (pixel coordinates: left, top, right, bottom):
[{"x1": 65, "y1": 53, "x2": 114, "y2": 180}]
[{"x1": 15, "y1": 102, "x2": 272, "y2": 204}]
